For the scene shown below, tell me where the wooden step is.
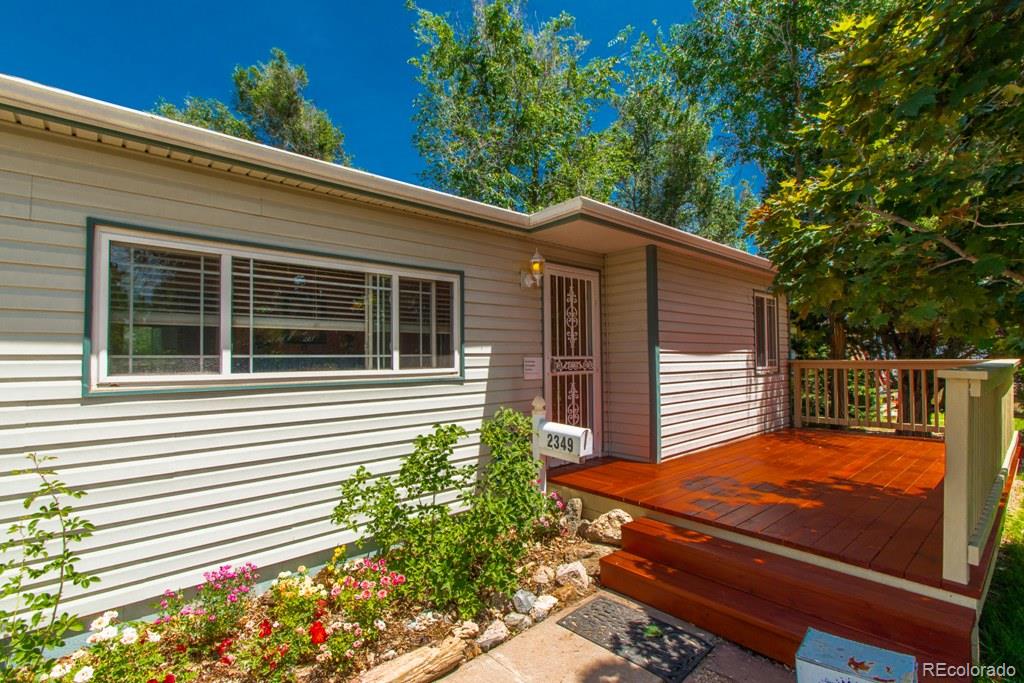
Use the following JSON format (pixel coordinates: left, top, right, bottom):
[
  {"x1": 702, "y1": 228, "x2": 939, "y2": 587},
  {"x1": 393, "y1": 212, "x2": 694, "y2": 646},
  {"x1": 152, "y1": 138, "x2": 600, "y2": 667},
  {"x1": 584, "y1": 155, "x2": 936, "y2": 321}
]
[
  {"x1": 620, "y1": 517, "x2": 975, "y2": 662},
  {"x1": 600, "y1": 551, "x2": 970, "y2": 683}
]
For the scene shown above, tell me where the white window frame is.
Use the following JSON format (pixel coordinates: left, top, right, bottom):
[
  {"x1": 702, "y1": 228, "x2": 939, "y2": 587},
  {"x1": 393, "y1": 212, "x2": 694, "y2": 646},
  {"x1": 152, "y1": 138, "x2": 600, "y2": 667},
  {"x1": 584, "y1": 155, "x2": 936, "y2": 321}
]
[
  {"x1": 753, "y1": 291, "x2": 780, "y2": 372},
  {"x1": 90, "y1": 225, "x2": 461, "y2": 388}
]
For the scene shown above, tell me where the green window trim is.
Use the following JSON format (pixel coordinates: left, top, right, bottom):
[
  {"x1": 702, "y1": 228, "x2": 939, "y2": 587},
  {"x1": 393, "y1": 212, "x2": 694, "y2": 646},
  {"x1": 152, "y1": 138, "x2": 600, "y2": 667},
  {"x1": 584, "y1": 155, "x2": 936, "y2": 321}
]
[{"x1": 82, "y1": 218, "x2": 466, "y2": 397}]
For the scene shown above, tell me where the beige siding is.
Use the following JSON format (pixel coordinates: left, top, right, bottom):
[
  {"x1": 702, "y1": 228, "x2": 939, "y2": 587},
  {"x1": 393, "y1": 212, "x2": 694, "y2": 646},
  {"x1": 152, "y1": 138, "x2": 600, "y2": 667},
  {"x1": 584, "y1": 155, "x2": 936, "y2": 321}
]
[
  {"x1": 657, "y1": 250, "x2": 789, "y2": 457},
  {"x1": 0, "y1": 124, "x2": 602, "y2": 617},
  {"x1": 601, "y1": 248, "x2": 650, "y2": 459}
]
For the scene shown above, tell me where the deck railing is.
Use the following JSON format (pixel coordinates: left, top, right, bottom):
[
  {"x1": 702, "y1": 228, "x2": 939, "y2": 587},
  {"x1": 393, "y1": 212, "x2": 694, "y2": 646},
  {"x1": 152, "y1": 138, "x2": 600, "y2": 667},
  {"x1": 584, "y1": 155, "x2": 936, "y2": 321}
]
[
  {"x1": 790, "y1": 359, "x2": 977, "y2": 435},
  {"x1": 939, "y1": 360, "x2": 1020, "y2": 584}
]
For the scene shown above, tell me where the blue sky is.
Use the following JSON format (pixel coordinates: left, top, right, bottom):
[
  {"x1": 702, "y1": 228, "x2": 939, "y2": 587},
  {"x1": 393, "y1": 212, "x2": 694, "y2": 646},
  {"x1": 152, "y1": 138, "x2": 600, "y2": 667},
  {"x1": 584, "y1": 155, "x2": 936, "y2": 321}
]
[{"x1": 2, "y1": 0, "x2": 762, "y2": 197}]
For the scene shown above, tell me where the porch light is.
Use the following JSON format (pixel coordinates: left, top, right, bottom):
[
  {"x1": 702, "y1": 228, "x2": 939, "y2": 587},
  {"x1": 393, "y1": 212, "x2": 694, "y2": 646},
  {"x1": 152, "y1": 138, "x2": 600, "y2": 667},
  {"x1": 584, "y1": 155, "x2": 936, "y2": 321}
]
[{"x1": 521, "y1": 250, "x2": 545, "y2": 288}]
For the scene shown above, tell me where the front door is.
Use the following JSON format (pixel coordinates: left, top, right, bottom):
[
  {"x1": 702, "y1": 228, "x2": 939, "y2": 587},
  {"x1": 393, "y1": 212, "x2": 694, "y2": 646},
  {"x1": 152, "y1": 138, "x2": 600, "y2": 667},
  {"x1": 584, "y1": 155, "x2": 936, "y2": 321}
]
[{"x1": 544, "y1": 264, "x2": 602, "y2": 458}]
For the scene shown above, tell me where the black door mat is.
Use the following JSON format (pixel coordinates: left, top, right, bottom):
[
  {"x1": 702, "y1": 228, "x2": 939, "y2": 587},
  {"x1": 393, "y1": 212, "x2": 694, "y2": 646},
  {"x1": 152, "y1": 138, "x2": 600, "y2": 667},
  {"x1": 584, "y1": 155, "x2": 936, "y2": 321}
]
[{"x1": 557, "y1": 597, "x2": 713, "y2": 682}]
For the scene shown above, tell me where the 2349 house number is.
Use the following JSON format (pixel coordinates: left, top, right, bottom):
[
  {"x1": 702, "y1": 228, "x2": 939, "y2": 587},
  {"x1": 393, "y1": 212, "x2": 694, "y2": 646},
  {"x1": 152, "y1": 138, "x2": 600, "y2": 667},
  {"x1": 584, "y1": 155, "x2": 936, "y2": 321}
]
[{"x1": 546, "y1": 433, "x2": 575, "y2": 453}]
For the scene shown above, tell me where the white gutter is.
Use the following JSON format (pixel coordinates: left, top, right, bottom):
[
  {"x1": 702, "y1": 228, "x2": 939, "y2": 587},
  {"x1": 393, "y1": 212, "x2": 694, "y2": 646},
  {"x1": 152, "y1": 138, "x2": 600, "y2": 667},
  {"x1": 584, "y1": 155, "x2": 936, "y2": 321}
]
[{"x1": 0, "y1": 73, "x2": 774, "y2": 273}]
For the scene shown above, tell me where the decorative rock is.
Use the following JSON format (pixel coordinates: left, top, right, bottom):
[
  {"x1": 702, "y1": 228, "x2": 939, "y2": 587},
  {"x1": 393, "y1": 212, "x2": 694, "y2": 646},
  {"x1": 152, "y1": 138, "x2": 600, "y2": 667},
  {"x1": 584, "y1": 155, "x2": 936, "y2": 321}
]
[
  {"x1": 555, "y1": 560, "x2": 590, "y2": 591},
  {"x1": 530, "y1": 565, "x2": 555, "y2": 588},
  {"x1": 551, "y1": 583, "x2": 577, "y2": 603},
  {"x1": 381, "y1": 649, "x2": 398, "y2": 661},
  {"x1": 577, "y1": 519, "x2": 592, "y2": 538},
  {"x1": 581, "y1": 556, "x2": 602, "y2": 577},
  {"x1": 559, "y1": 497, "x2": 584, "y2": 537},
  {"x1": 503, "y1": 612, "x2": 533, "y2": 631},
  {"x1": 512, "y1": 588, "x2": 537, "y2": 614},
  {"x1": 475, "y1": 619, "x2": 510, "y2": 651},
  {"x1": 583, "y1": 509, "x2": 633, "y2": 545},
  {"x1": 453, "y1": 620, "x2": 480, "y2": 640},
  {"x1": 530, "y1": 594, "x2": 559, "y2": 621},
  {"x1": 404, "y1": 610, "x2": 441, "y2": 632}
]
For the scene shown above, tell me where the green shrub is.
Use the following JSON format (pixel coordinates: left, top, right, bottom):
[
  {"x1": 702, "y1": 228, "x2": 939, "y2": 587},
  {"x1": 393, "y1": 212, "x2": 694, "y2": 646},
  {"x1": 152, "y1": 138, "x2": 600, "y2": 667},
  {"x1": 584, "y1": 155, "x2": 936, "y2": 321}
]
[
  {"x1": 332, "y1": 408, "x2": 555, "y2": 618},
  {"x1": 1, "y1": 454, "x2": 99, "y2": 682}
]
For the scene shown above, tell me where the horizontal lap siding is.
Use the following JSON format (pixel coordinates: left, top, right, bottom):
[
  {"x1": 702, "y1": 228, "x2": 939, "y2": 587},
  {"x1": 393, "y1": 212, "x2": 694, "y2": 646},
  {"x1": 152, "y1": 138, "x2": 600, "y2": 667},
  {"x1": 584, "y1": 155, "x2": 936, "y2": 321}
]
[
  {"x1": 0, "y1": 124, "x2": 601, "y2": 616},
  {"x1": 657, "y1": 251, "x2": 789, "y2": 458},
  {"x1": 601, "y1": 248, "x2": 650, "y2": 459}
]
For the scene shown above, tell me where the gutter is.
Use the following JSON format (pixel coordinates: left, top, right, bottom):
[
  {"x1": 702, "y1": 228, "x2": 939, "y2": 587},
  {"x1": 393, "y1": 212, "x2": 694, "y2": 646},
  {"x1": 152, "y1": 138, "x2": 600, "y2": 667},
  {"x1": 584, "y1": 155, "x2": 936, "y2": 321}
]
[{"x1": 0, "y1": 73, "x2": 774, "y2": 274}]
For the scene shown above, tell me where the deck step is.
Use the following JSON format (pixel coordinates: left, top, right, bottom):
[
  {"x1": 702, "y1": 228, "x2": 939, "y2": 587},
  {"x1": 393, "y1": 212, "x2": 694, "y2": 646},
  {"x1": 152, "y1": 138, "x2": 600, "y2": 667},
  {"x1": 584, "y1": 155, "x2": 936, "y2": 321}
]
[
  {"x1": 600, "y1": 551, "x2": 970, "y2": 682},
  {"x1": 620, "y1": 517, "x2": 975, "y2": 661}
]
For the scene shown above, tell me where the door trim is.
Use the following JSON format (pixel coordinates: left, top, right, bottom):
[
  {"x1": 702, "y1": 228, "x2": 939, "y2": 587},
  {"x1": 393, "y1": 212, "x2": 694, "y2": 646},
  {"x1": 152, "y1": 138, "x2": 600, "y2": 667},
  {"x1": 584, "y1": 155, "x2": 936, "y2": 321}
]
[{"x1": 543, "y1": 263, "x2": 602, "y2": 459}]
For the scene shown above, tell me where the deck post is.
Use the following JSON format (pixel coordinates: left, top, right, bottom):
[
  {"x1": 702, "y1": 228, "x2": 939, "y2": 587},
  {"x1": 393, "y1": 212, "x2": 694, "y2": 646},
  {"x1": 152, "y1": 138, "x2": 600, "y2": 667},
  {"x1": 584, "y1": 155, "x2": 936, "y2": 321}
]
[
  {"x1": 941, "y1": 374, "x2": 971, "y2": 585},
  {"x1": 791, "y1": 365, "x2": 802, "y2": 428}
]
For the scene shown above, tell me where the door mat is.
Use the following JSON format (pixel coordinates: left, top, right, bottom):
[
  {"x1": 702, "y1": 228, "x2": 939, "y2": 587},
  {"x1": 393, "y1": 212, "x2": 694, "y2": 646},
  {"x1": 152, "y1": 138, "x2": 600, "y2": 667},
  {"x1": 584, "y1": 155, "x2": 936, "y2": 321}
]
[{"x1": 557, "y1": 597, "x2": 712, "y2": 682}]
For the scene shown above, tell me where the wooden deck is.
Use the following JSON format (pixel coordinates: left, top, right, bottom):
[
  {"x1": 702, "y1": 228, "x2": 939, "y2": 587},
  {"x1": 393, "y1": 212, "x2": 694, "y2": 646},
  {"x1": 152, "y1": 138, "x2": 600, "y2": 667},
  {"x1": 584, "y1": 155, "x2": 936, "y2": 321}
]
[{"x1": 549, "y1": 428, "x2": 995, "y2": 596}]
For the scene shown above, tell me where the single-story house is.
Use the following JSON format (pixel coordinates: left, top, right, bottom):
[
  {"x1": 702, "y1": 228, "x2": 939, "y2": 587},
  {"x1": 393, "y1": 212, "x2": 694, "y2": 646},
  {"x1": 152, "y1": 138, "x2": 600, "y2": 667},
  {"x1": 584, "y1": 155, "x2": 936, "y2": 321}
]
[{"x1": 0, "y1": 75, "x2": 788, "y2": 618}]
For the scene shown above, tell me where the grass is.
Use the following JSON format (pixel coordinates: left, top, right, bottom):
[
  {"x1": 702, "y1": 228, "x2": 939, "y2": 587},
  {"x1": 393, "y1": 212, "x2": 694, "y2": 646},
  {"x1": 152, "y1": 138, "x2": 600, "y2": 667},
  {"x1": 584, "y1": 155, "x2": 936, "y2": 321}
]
[{"x1": 978, "y1": 472, "x2": 1024, "y2": 680}]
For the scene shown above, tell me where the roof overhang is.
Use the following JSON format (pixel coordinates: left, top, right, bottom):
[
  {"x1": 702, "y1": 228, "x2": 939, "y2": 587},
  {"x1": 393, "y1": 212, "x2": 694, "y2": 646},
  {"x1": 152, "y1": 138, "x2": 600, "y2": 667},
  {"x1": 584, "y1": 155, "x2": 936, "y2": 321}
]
[{"x1": 0, "y1": 74, "x2": 774, "y2": 275}]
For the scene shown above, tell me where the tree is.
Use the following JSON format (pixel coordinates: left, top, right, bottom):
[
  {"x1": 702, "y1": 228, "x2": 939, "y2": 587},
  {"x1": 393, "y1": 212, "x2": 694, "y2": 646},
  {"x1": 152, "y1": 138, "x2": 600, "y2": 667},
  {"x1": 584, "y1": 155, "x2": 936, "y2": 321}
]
[
  {"x1": 610, "y1": 26, "x2": 751, "y2": 247},
  {"x1": 750, "y1": 0, "x2": 1024, "y2": 356},
  {"x1": 156, "y1": 48, "x2": 350, "y2": 164},
  {"x1": 409, "y1": 0, "x2": 619, "y2": 213},
  {"x1": 673, "y1": 0, "x2": 892, "y2": 188}
]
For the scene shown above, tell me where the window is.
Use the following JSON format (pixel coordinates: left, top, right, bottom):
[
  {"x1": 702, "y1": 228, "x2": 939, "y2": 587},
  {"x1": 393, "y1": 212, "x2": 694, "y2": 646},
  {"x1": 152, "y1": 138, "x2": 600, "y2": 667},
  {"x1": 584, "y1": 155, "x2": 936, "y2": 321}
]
[
  {"x1": 754, "y1": 292, "x2": 779, "y2": 371},
  {"x1": 93, "y1": 226, "x2": 460, "y2": 386}
]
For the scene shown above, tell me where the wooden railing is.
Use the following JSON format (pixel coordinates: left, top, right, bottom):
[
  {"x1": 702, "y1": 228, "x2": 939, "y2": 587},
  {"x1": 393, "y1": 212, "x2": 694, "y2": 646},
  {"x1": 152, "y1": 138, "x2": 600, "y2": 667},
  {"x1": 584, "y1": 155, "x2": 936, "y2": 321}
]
[
  {"x1": 940, "y1": 360, "x2": 1020, "y2": 584},
  {"x1": 790, "y1": 360, "x2": 978, "y2": 435}
]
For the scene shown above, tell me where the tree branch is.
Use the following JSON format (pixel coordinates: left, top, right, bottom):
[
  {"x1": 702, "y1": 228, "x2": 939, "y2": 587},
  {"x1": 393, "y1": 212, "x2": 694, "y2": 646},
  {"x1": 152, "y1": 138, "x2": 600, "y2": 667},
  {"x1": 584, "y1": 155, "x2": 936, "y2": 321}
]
[{"x1": 859, "y1": 205, "x2": 1024, "y2": 286}]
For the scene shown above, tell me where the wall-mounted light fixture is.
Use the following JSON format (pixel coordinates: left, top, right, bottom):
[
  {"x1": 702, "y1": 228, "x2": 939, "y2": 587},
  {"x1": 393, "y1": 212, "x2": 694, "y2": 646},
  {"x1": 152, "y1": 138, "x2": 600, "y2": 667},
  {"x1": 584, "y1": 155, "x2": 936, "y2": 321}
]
[{"x1": 521, "y1": 249, "x2": 545, "y2": 288}]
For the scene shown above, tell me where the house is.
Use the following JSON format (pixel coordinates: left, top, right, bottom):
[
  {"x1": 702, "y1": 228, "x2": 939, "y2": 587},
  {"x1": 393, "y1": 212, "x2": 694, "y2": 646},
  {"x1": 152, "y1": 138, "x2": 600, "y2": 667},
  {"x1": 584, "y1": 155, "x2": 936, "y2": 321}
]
[
  {"x1": 1, "y1": 75, "x2": 1017, "y2": 680},
  {"x1": 0, "y1": 75, "x2": 787, "y2": 616}
]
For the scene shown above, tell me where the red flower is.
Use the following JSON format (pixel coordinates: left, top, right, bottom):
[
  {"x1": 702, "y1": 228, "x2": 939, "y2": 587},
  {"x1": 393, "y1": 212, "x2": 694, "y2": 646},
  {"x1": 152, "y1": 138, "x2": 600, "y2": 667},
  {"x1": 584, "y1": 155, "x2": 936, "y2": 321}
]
[
  {"x1": 164, "y1": 675, "x2": 177, "y2": 683},
  {"x1": 175, "y1": 643, "x2": 186, "y2": 653},
  {"x1": 215, "y1": 637, "x2": 234, "y2": 658},
  {"x1": 258, "y1": 619, "x2": 273, "y2": 638},
  {"x1": 310, "y1": 620, "x2": 327, "y2": 645}
]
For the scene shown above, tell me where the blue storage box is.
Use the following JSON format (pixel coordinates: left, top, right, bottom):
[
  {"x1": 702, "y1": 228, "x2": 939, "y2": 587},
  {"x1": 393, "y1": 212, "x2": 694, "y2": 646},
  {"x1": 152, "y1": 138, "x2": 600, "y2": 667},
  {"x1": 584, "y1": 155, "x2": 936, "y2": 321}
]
[{"x1": 796, "y1": 628, "x2": 917, "y2": 683}]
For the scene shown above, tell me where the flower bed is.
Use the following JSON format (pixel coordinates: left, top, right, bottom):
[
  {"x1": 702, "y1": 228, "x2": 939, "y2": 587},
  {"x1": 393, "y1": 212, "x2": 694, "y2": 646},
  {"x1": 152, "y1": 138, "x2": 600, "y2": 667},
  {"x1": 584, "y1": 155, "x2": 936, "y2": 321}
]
[
  {"x1": 4, "y1": 409, "x2": 611, "y2": 683},
  {"x1": 40, "y1": 526, "x2": 603, "y2": 683}
]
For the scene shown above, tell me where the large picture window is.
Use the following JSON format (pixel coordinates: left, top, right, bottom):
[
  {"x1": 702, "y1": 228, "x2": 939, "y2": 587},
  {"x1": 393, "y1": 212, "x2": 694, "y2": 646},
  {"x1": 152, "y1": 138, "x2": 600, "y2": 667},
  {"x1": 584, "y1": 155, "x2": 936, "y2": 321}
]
[
  {"x1": 754, "y1": 292, "x2": 779, "y2": 371},
  {"x1": 92, "y1": 226, "x2": 460, "y2": 386}
]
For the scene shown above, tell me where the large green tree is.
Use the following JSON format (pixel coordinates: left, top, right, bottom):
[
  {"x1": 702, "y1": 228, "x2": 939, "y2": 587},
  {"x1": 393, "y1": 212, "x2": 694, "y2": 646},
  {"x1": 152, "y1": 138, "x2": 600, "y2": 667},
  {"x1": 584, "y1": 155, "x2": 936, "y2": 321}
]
[
  {"x1": 610, "y1": 26, "x2": 751, "y2": 247},
  {"x1": 750, "y1": 0, "x2": 1024, "y2": 356},
  {"x1": 409, "y1": 0, "x2": 618, "y2": 212},
  {"x1": 156, "y1": 48, "x2": 350, "y2": 164},
  {"x1": 673, "y1": 0, "x2": 892, "y2": 188}
]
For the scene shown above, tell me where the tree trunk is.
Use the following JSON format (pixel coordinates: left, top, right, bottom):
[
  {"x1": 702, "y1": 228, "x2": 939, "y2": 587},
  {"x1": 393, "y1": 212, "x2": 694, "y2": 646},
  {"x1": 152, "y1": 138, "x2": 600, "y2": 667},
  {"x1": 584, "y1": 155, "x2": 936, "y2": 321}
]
[{"x1": 356, "y1": 636, "x2": 474, "y2": 683}]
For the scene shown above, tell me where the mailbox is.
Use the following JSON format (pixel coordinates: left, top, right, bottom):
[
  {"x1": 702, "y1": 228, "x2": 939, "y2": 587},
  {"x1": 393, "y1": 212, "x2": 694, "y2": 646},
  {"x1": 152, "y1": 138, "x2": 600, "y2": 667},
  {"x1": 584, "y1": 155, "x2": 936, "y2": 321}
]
[{"x1": 536, "y1": 422, "x2": 592, "y2": 463}]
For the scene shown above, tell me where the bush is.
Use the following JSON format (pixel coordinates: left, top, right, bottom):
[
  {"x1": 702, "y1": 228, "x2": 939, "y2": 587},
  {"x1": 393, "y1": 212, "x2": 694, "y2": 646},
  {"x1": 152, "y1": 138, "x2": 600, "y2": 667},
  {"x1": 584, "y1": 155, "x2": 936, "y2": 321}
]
[
  {"x1": 154, "y1": 563, "x2": 259, "y2": 657},
  {"x1": 1, "y1": 454, "x2": 98, "y2": 682},
  {"x1": 47, "y1": 614, "x2": 188, "y2": 683},
  {"x1": 234, "y1": 553, "x2": 402, "y2": 681},
  {"x1": 332, "y1": 408, "x2": 556, "y2": 618}
]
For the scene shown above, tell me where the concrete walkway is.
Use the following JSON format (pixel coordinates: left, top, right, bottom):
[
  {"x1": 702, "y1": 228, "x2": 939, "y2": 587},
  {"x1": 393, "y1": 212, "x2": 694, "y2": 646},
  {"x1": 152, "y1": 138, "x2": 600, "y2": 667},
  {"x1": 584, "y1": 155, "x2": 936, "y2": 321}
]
[{"x1": 443, "y1": 591, "x2": 795, "y2": 683}]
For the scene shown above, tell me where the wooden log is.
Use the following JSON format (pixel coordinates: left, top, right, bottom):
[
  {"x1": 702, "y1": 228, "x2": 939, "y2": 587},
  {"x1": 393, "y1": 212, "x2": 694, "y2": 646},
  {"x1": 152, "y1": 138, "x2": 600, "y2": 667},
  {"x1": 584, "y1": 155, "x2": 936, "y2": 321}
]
[{"x1": 356, "y1": 636, "x2": 474, "y2": 683}]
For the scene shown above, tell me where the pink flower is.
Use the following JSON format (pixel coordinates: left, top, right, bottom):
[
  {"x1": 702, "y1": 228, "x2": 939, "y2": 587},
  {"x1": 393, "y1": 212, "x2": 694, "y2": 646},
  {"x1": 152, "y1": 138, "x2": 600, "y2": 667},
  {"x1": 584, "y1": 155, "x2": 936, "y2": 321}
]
[
  {"x1": 331, "y1": 585, "x2": 342, "y2": 598},
  {"x1": 394, "y1": 574, "x2": 406, "y2": 585},
  {"x1": 359, "y1": 589, "x2": 372, "y2": 600},
  {"x1": 377, "y1": 589, "x2": 388, "y2": 599}
]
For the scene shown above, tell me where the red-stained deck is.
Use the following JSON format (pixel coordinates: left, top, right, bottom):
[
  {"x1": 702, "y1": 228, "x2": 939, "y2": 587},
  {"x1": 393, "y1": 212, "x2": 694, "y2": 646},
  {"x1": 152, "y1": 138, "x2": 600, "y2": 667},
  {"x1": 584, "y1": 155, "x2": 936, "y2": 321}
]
[{"x1": 550, "y1": 428, "x2": 1000, "y2": 596}]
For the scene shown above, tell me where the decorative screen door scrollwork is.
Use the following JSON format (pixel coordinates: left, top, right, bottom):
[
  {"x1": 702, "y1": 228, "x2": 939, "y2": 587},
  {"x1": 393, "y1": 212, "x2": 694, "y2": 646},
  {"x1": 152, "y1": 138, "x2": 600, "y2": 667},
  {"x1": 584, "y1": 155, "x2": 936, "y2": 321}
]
[{"x1": 543, "y1": 264, "x2": 601, "y2": 459}]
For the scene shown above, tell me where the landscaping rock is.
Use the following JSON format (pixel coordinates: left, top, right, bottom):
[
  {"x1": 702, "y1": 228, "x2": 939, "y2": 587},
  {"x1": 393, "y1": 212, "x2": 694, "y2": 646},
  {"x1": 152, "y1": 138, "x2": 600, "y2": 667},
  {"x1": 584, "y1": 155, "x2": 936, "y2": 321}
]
[
  {"x1": 559, "y1": 497, "x2": 584, "y2": 537},
  {"x1": 512, "y1": 589, "x2": 536, "y2": 614},
  {"x1": 530, "y1": 564, "x2": 555, "y2": 588},
  {"x1": 577, "y1": 519, "x2": 591, "y2": 538},
  {"x1": 405, "y1": 610, "x2": 442, "y2": 632},
  {"x1": 550, "y1": 584, "x2": 577, "y2": 603},
  {"x1": 453, "y1": 620, "x2": 479, "y2": 640},
  {"x1": 583, "y1": 509, "x2": 633, "y2": 545},
  {"x1": 581, "y1": 556, "x2": 602, "y2": 577},
  {"x1": 475, "y1": 619, "x2": 510, "y2": 651},
  {"x1": 381, "y1": 649, "x2": 398, "y2": 661},
  {"x1": 555, "y1": 560, "x2": 590, "y2": 591},
  {"x1": 530, "y1": 594, "x2": 559, "y2": 621},
  {"x1": 503, "y1": 611, "x2": 533, "y2": 631}
]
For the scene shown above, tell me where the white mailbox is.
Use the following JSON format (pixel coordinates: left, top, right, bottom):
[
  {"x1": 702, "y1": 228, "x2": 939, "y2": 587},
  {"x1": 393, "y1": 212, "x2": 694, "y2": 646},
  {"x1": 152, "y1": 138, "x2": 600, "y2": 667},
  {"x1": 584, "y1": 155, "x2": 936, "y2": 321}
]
[{"x1": 536, "y1": 422, "x2": 593, "y2": 463}]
